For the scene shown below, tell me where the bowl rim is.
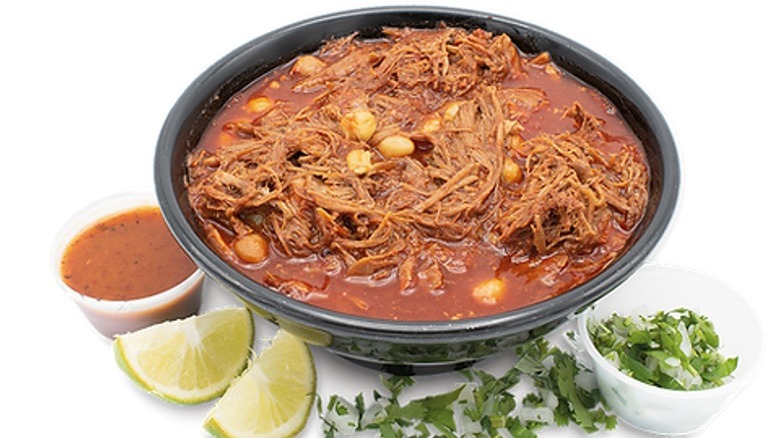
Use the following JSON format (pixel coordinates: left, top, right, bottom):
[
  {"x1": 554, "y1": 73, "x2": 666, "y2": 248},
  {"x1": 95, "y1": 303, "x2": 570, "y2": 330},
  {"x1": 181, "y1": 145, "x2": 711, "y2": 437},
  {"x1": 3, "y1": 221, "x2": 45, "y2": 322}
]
[{"x1": 154, "y1": 5, "x2": 680, "y2": 341}]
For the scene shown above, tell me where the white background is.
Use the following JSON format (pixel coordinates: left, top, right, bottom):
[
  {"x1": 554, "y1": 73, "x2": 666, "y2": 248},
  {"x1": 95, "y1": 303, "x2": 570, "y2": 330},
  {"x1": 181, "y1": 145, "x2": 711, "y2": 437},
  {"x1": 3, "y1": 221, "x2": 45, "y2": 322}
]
[{"x1": 2, "y1": 0, "x2": 776, "y2": 436}]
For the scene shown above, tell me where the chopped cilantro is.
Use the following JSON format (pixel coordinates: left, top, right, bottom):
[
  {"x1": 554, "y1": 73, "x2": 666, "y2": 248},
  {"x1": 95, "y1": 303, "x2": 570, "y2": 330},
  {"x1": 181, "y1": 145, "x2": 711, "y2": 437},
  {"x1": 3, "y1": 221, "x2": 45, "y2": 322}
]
[
  {"x1": 588, "y1": 308, "x2": 738, "y2": 390},
  {"x1": 319, "y1": 337, "x2": 615, "y2": 436},
  {"x1": 515, "y1": 338, "x2": 615, "y2": 433}
]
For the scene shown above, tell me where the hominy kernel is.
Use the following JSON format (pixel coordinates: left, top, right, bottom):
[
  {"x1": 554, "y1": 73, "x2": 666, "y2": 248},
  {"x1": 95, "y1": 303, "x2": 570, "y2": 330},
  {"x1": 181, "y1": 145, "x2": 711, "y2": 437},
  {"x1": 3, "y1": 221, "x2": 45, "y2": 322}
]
[
  {"x1": 377, "y1": 135, "x2": 415, "y2": 158},
  {"x1": 502, "y1": 159, "x2": 522, "y2": 183},
  {"x1": 472, "y1": 278, "x2": 506, "y2": 305},
  {"x1": 420, "y1": 115, "x2": 441, "y2": 133},
  {"x1": 340, "y1": 110, "x2": 377, "y2": 142},
  {"x1": 247, "y1": 96, "x2": 273, "y2": 113},
  {"x1": 442, "y1": 101, "x2": 462, "y2": 121},
  {"x1": 346, "y1": 149, "x2": 373, "y2": 175},
  {"x1": 292, "y1": 55, "x2": 326, "y2": 76},
  {"x1": 233, "y1": 234, "x2": 269, "y2": 263}
]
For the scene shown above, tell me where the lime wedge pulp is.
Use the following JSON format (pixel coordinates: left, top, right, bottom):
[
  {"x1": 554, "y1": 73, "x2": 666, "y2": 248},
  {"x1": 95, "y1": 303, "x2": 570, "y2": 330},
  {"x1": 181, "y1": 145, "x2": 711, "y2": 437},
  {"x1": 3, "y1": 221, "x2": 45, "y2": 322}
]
[
  {"x1": 114, "y1": 307, "x2": 254, "y2": 404},
  {"x1": 204, "y1": 329, "x2": 316, "y2": 438}
]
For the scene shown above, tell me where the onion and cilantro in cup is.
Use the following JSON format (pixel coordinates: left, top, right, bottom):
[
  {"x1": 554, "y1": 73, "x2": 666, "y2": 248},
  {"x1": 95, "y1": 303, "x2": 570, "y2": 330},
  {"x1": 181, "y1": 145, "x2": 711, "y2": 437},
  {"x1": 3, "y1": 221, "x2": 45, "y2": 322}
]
[{"x1": 588, "y1": 308, "x2": 738, "y2": 390}]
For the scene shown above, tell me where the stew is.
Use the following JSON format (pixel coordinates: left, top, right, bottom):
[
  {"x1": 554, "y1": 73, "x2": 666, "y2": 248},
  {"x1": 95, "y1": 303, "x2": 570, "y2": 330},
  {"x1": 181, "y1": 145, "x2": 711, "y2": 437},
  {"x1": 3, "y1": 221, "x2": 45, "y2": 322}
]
[{"x1": 186, "y1": 26, "x2": 649, "y2": 320}]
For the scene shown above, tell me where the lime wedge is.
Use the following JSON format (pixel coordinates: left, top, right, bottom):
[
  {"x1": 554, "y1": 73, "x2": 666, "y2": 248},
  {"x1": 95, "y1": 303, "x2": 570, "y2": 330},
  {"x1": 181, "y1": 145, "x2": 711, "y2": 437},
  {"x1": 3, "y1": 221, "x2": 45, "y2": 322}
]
[
  {"x1": 204, "y1": 329, "x2": 316, "y2": 438},
  {"x1": 113, "y1": 307, "x2": 254, "y2": 404}
]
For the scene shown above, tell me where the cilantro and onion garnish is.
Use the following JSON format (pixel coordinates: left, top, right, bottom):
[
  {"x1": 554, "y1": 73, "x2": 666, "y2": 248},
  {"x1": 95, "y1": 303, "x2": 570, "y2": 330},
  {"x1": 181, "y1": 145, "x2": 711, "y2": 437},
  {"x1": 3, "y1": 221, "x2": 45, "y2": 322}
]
[
  {"x1": 319, "y1": 338, "x2": 616, "y2": 437},
  {"x1": 588, "y1": 308, "x2": 738, "y2": 391},
  {"x1": 318, "y1": 307, "x2": 737, "y2": 436}
]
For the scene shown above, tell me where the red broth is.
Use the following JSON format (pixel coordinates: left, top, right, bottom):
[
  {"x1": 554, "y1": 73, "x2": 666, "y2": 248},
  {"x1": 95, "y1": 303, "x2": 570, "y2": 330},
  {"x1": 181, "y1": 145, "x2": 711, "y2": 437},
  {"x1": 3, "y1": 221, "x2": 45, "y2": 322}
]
[
  {"x1": 188, "y1": 28, "x2": 648, "y2": 321},
  {"x1": 61, "y1": 206, "x2": 197, "y2": 301}
]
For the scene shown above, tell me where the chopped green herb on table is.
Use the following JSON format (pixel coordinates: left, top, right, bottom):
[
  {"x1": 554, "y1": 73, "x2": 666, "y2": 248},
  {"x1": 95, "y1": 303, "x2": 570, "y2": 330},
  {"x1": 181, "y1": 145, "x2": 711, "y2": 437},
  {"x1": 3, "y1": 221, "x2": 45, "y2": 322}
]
[
  {"x1": 588, "y1": 308, "x2": 738, "y2": 390},
  {"x1": 319, "y1": 338, "x2": 616, "y2": 437}
]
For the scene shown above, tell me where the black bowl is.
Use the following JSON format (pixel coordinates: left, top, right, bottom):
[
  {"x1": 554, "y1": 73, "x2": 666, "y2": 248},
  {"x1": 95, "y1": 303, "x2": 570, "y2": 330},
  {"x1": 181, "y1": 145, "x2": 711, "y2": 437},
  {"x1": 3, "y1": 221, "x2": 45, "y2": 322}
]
[{"x1": 154, "y1": 6, "x2": 679, "y2": 374}]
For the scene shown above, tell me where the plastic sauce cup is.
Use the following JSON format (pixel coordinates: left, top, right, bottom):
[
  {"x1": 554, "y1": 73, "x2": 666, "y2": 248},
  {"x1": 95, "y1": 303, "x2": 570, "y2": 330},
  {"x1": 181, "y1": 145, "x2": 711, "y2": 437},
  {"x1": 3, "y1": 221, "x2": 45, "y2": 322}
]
[{"x1": 52, "y1": 192, "x2": 204, "y2": 338}]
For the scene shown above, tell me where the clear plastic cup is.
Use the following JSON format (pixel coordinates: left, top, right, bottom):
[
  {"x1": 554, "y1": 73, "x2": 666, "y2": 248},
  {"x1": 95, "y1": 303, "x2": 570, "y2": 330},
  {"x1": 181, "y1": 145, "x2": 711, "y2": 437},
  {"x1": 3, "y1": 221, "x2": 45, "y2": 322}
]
[
  {"x1": 52, "y1": 192, "x2": 204, "y2": 338},
  {"x1": 575, "y1": 264, "x2": 763, "y2": 435}
]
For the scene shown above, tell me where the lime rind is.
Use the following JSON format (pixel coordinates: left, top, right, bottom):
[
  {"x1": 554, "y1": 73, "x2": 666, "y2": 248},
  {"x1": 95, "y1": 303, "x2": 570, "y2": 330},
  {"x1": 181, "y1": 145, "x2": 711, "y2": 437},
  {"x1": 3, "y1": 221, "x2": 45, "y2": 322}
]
[
  {"x1": 203, "y1": 330, "x2": 316, "y2": 438},
  {"x1": 113, "y1": 307, "x2": 254, "y2": 404}
]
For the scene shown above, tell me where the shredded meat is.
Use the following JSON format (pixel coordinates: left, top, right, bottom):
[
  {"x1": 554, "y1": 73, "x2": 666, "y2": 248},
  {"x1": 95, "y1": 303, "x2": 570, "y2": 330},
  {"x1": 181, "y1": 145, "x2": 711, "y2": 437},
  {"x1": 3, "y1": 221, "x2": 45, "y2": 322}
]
[
  {"x1": 186, "y1": 26, "x2": 649, "y2": 291},
  {"x1": 494, "y1": 104, "x2": 649, "y2": 255}
]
